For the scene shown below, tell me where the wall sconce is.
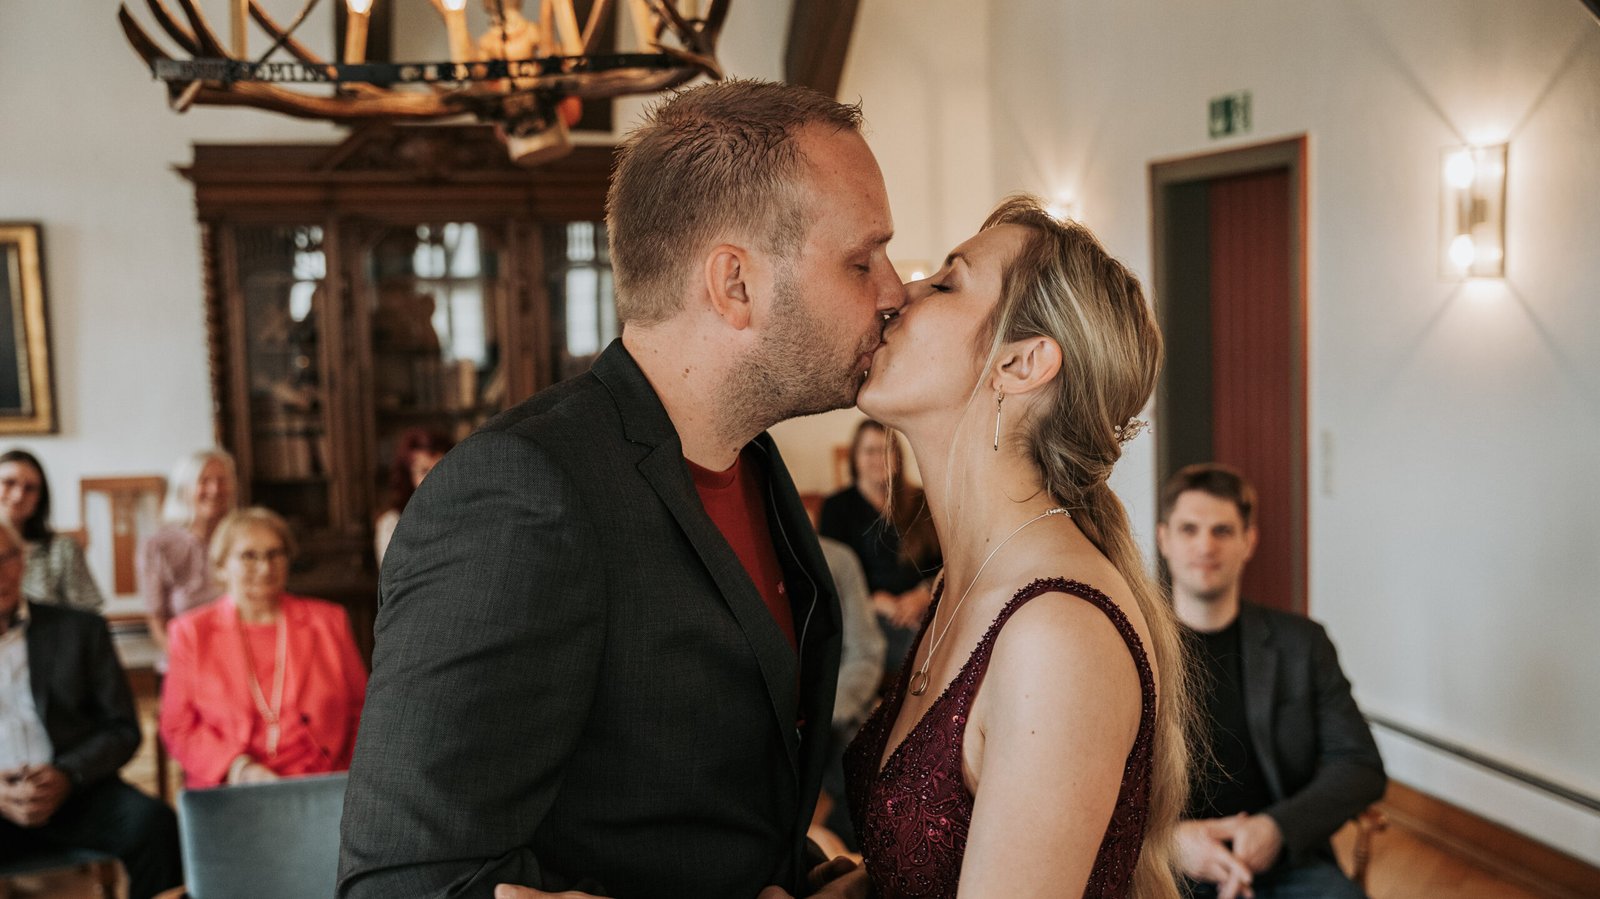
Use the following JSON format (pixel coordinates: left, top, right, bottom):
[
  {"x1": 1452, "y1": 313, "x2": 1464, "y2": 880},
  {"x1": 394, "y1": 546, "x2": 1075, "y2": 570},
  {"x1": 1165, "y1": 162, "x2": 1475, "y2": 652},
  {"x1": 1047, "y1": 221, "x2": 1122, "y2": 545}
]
[
  {"x1": 1046, "y1": 192, "x2": 1082, "y2": 222},
  {"x1": 894, "y1": 259, "x2": 933, "y2": 282},
  {"x1": 1440, "y1": 144, "x2": 1506, "y2": 279}
]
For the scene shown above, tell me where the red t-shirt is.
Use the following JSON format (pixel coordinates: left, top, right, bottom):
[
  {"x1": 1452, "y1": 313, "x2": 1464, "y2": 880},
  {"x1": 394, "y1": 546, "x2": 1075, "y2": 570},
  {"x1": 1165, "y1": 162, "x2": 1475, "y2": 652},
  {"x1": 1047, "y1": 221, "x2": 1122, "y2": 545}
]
[{"x1": 687, "y1": 450, "x2": 797, "y2": 652}]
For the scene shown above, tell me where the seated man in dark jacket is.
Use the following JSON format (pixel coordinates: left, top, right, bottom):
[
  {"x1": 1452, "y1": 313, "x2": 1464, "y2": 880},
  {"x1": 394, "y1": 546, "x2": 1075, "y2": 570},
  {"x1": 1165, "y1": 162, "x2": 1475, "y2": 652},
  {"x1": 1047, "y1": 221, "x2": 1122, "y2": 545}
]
[
  {"x1": 1158, "y1": 465, "x2": 1385, "y2": 899},
  {"x1": 0, "y1": 521, "x2": 181, "y2": 899}
]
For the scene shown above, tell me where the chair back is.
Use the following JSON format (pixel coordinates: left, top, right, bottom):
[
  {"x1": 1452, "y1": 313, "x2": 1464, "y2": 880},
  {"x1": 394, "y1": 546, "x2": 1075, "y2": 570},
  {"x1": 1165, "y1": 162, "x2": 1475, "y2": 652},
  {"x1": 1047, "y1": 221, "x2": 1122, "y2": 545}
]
[{"x1": 177, "y1": 773, "x2": 347, "y2": 899}]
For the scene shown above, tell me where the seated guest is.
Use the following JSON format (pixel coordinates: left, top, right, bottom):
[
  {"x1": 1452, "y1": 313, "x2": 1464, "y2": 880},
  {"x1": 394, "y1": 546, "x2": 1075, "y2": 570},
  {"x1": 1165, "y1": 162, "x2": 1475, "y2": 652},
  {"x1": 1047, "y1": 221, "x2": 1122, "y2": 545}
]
[
  {"x1": 0, "y1": 520, "x2": 181, "y2": 899},
  {"x1": 0, "y1": 449, "x2": 104, "y2": 613},
  {"x1": 161, "y1": 507, "x2": 367, "y2": 788},
  {"x1": 816, "y1": 535, "x2": 886, "y2": 852},
  {"x1": 139, "y1": 449, "x2": 237, "y2": 656},
  {"x1": 818, "y1": 420, "x2": 940, "y2": 678},
  {"x1": 373, "y1": 428, "x2": 452, "y2": 566},
  {"x1": 1157, "y1": 464, "x2": 1385, "y2": 899}
]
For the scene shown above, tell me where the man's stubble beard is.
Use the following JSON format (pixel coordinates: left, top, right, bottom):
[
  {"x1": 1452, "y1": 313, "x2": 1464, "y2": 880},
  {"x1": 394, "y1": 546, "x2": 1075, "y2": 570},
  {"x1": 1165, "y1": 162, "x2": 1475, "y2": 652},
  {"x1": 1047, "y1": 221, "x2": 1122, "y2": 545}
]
[{"x1": 718, "y1": 265, "x2": 877, "y2": 443}]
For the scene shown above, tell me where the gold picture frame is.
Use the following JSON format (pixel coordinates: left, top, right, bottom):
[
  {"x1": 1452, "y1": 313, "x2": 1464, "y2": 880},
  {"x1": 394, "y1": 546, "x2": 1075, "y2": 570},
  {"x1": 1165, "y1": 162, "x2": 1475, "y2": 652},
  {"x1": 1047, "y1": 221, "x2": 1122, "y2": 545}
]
[{"x1": 0, "y1": 223, "x2": 57, "y2": 434}]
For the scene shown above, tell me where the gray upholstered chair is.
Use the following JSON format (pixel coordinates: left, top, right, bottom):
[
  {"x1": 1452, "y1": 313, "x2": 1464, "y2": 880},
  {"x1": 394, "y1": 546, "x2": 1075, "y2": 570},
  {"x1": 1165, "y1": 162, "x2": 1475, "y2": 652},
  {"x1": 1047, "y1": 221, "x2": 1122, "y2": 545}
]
[{"x1": 170, "y1": 773, "x2": 347, "y2": 899}]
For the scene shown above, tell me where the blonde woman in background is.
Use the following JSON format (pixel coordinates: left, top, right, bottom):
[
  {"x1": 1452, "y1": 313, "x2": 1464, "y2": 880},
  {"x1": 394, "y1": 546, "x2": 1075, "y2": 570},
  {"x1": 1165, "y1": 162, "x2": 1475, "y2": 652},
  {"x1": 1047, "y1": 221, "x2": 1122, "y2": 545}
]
[{"x1": 139, "y1": 449, "x2": 236, "y2": 655}]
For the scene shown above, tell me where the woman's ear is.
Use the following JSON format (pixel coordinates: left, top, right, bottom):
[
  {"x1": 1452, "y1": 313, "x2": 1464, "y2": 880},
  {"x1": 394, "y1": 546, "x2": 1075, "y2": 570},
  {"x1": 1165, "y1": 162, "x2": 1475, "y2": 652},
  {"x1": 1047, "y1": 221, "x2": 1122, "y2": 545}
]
[
  {"x1": 992, "y1": 336, "x2": 1063, "y2": 396},
  {"x1": 703, "y1": 244, "x2": 753, "y2": 330}
]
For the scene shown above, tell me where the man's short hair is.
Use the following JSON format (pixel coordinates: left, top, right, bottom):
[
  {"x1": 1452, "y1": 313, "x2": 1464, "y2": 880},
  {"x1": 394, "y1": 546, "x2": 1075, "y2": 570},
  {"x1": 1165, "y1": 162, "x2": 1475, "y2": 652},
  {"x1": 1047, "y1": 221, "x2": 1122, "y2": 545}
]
[
  {"x1": 1158, "y1": 463, "x2": 1257, "y2": 528},
  {"x1": 605, "y1": 79, "x2": 864, "y2": 326}
]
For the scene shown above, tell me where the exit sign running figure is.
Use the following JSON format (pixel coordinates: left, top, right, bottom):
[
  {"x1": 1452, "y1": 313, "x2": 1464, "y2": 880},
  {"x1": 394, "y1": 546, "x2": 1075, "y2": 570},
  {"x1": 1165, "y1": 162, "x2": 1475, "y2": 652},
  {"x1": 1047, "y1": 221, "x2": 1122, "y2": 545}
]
[{"x1": 1209, "y1": 91, "x2": 1252, "y2": 138}]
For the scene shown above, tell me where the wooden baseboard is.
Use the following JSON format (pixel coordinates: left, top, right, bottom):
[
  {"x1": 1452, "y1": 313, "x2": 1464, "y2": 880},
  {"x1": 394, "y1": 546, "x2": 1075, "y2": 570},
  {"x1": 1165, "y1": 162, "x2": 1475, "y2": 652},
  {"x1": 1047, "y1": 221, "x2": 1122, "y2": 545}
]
[{"x1": 1381, "y1": 780, "x2": 1600, "y2": 899}]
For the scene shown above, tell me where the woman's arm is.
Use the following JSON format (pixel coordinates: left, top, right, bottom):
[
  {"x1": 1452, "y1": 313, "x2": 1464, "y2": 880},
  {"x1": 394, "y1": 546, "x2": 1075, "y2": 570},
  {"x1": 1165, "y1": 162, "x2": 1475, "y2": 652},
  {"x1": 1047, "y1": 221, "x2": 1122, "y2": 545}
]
[
  {"x1": 957, "y1": 596, "x2": 1145, "y2": 898},
  {"x1": 54, "y1": 537, "x2": 106, "y2": 613},
  {"x1": 159, "y1": 614, "x2": 250, "y2": 786},
  {"x1": 137, "y1": 533, "x2": 173, "y2": 652}
]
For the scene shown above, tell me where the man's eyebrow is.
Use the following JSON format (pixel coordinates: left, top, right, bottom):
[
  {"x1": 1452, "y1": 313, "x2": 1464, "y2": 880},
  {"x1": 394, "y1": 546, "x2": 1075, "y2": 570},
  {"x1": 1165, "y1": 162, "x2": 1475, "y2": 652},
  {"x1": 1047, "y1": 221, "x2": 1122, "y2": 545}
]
[{"x1": 850, "y1": 231, "x2": 895, "y2": 254}]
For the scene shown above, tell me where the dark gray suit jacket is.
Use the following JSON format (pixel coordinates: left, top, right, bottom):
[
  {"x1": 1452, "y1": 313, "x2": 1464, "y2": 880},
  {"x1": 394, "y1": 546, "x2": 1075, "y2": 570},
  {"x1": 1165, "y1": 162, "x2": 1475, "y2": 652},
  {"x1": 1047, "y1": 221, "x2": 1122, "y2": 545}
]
[
  {"x1": 1235, "y1": 602, "x2": 1386, "y2": 863},
  {"x1": 339, "y1": 342, "x2": 842, "y2": 899},
  {"x1": 24, "y1": 602, "x2": 142, "y2": 788}
]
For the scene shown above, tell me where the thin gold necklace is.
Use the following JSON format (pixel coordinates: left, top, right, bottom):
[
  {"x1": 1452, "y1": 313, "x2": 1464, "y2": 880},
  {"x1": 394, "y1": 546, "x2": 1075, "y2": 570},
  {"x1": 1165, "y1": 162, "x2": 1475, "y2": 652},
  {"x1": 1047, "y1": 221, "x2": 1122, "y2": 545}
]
[{"x1": 908, "y1": 507, "x2": 1070, "y2": 696}]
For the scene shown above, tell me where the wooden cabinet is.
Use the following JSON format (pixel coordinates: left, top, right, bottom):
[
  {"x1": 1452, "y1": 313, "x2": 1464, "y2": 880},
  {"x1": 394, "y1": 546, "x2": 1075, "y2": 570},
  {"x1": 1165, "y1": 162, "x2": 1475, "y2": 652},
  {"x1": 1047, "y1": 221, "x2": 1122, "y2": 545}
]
[{"x1": 184, "y1": 126, "x2": 615, "y2": 646}]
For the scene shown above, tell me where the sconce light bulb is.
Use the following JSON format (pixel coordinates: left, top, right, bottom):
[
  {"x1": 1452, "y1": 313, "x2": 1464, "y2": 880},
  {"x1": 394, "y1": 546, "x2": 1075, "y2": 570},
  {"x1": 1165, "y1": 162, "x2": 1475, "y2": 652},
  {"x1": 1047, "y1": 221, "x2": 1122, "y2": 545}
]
[
  {"x1": 1448, "y1": 234, "x2": 1477, "y2": 270},
  {"x1": 1445, "y1": 151, "x2": 1477, "y2": 190},
  {"x1": 347, "y1": 0, "x2": 374, "y2": 12},
  {"x1": 442, "y1": 0, "x2": 467, "y2": 10},
  {"x1": 908, "y1": 269, "x2": 927, "y2": 281}
]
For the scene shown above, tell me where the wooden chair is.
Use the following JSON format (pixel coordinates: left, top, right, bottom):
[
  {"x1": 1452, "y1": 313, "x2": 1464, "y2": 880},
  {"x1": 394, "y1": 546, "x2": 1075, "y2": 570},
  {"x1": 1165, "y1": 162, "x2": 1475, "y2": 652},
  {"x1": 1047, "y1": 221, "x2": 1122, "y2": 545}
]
[
  {"x1": 0, "y1": 849, "x2": 125, "y2": 899},
  {"x1": 1347, "y1": 806, "x2": 1389, "y2": 890}
]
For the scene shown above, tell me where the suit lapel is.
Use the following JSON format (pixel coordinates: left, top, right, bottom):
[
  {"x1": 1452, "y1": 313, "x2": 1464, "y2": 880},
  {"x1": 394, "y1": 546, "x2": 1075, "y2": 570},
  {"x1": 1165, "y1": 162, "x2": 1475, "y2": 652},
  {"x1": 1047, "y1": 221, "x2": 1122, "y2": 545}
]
[
  {"x1": 1238, "y1": 604, "x2": 1286, "y2": 799},
  {"x1": 594, "y1": 343, "x2": 803, "y2": 775},
  {"x1": 23, "y1": 605, "x2": 52, "y2": 722}
]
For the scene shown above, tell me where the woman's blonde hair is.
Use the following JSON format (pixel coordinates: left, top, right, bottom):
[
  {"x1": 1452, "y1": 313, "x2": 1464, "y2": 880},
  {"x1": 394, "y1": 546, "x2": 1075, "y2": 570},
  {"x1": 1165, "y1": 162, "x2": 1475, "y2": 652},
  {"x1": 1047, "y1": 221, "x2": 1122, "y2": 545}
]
[
  {"x1": 208, "y1": 506, "x2": 297, "y2": 571},
  {"x1": 979, "y1": 195, "x2": 1193, "y2": 899},
  {"x1": 163, "y1": 448, "x2": 237, "y2": 525}
]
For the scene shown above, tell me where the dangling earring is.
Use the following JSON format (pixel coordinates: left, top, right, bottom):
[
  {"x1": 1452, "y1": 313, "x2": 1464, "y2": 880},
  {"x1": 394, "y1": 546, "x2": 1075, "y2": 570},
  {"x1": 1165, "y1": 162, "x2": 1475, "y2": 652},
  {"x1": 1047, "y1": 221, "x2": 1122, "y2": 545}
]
[{"x1": 993, "y1": 389, "x2": 1005, "y2": 452}]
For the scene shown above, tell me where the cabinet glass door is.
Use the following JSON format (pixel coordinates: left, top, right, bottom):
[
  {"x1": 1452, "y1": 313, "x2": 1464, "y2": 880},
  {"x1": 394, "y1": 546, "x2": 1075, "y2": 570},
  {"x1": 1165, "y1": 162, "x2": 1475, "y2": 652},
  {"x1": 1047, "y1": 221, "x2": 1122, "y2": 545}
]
[
  {"x1": 233, "y1": 224, "x2": 332, "y2": 533},
  {"x1": 361, "y1": 222, "x2": 508, "y2": 507}
]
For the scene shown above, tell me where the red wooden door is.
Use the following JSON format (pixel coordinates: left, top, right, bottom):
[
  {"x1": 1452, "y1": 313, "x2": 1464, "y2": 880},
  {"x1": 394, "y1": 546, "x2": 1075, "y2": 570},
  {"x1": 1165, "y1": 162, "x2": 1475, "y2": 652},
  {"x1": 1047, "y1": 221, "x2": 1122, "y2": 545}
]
[{"x1": 1207, "y1": 168, "x2": 1303, "y2": 612}]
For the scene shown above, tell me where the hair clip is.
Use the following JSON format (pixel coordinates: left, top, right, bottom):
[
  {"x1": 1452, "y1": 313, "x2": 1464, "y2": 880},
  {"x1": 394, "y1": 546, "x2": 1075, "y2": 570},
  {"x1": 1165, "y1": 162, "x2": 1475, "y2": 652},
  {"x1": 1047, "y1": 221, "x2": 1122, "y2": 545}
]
[{"x1": 1113, "y1": 418, "x2": 1149, "y2": 446}]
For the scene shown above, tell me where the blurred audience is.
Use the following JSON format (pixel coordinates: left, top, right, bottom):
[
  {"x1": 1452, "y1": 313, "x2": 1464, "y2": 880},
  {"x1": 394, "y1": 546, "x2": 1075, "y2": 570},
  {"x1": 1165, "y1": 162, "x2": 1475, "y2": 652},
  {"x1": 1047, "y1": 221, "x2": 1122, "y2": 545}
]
[
  {"x1": 0, "y1": 449, "x2": 104, "y2": 613},
  {"x1": 374, "y1": 428, "x2": 453, "y2": 566},
  {"x1": 160, "y1": 507, "x2": 367, "y2": 789},
  {"x1": 818, "y1": 421, "x2": 940, "y2": 680},
  {"x1": 0, "y1": 519, "x2": 181, "y2": 899},
  {"x1": 139, "y1": 449, "x2": 237, "y2": 656}
]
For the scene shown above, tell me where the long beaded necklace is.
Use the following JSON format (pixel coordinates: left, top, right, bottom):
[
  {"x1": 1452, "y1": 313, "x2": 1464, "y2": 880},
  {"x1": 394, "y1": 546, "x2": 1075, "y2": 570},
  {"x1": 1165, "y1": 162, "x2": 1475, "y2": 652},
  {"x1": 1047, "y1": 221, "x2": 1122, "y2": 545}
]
[
  {"x1": 908, "y1": 507, "x2": 1071, "y2": 696},
  {"x1": 237, "y1": 609, "x2": 288, "y2": 758}
]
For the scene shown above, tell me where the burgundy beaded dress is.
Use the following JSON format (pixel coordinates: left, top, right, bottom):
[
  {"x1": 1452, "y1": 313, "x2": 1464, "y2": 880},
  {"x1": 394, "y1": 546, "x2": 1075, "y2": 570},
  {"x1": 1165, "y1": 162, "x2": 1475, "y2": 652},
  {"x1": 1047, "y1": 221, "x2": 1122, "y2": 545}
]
[{"x1": 843, "y1": 577, "x2": 1157, "y2": 898}]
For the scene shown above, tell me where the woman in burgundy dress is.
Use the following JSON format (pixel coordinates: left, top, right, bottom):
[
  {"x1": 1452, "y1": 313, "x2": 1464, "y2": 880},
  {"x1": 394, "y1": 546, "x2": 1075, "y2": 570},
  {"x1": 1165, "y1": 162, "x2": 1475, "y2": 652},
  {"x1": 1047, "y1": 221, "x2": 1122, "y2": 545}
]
[{"x1": 830, "y1": 196, "x2": 1193, "y2": 899}]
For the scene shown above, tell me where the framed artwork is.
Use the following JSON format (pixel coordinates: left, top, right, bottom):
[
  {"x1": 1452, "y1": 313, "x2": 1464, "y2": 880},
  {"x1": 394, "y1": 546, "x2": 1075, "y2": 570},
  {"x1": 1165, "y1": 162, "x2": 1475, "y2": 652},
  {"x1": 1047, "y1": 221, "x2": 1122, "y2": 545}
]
[
  {"x1": 80, "y1": 475, "x2": 168, "y2": 620},
  {"x1": 0, "y1": 223, "x2": 56, "y2": 434}
]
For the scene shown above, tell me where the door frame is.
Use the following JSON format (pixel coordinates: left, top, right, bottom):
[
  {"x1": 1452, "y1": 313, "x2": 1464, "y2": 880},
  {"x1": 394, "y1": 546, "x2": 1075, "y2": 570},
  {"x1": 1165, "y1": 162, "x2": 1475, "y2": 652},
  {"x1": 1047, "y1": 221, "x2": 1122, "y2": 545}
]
[{"x1": 1148, "y1": 136, "x2": 1310, "y2": 613}]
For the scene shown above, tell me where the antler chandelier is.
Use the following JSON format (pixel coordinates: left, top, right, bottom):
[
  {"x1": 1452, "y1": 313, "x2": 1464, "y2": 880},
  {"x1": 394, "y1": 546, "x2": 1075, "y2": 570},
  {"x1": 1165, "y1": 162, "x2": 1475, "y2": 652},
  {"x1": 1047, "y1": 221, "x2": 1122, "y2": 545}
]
[{"x1": 118, "y1": 0, "x2": 731, "y2": 164}]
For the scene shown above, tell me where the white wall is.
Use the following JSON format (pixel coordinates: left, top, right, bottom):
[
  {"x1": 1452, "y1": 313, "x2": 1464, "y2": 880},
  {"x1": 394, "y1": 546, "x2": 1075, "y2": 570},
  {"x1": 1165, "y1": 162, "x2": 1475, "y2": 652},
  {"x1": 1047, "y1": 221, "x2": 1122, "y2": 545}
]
[{"x1": 981, "y1": 0, "x2": 1600, "y2": 863}]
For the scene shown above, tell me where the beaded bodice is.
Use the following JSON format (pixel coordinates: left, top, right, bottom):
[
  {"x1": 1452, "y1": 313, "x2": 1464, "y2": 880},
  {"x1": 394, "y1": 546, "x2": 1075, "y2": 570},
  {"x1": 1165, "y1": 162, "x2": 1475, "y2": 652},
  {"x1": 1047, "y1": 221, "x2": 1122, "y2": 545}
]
[{"x1": 843, "y1": 577, "x2": 1157, "y2": 898}]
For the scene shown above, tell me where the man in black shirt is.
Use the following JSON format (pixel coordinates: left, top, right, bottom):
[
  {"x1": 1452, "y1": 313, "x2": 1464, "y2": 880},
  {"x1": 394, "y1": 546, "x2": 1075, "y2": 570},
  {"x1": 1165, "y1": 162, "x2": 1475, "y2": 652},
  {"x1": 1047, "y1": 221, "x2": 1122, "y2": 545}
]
[{"x1": 1158, "y1": 464, "x2": 1385, "y2": 899}]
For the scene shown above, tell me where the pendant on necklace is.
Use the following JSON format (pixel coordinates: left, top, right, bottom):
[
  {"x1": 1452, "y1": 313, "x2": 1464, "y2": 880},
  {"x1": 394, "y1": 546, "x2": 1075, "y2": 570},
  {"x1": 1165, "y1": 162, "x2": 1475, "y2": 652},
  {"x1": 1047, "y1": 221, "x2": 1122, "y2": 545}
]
[
  {"x1": 909, "y1": 669, "x2": 930, "y2": 697},
  {"x1": 266, "y1": 721, "x2": 280, "y2": 758}
]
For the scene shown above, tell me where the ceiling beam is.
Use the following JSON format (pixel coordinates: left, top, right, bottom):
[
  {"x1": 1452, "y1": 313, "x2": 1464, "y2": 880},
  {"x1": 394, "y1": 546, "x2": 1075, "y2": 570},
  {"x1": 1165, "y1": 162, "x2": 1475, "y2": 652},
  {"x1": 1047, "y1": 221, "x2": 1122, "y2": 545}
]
[{"x1": 784, "y1": 0, "x2": 862, "y2": 98}]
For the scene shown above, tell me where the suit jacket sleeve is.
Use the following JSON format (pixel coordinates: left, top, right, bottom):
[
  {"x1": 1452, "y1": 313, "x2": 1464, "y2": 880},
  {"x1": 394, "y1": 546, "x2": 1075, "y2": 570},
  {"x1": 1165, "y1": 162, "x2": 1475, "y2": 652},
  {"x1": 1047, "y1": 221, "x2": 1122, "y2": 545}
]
[
  {"x1": 339, "y1": 430, "x2": 606, "y2": 898},
  {"x1": 1263, "y1": 623, "x2": 1387, "y2": 858},
  {"x1": 52, "y1": 613, "x2": 140, "y2": 786}
]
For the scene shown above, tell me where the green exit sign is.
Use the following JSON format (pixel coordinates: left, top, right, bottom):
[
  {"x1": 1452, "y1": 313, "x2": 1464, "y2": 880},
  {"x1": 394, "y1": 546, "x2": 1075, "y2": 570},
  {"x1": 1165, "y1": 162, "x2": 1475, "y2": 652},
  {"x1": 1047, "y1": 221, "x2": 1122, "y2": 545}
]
[{"x1": 1209, "y1": 91, "x2": 1252, "y2": 138}]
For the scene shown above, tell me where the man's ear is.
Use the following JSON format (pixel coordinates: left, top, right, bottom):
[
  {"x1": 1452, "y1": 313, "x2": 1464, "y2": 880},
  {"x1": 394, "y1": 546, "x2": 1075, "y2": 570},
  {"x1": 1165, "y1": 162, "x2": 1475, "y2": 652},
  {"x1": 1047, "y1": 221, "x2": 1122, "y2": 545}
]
[
  {"x1": 1244, "y1": 524, "x2": 1260, "y2": 560},
  {"x1": 1155, "y1": 521, "x2": 1171, "y2": 560},
  {"x1": 704, "y1": 244, "x2": 754, "y2": 330},
  {"x1": 992, "y1": 335, "x2": 1063, "y2": 396}
]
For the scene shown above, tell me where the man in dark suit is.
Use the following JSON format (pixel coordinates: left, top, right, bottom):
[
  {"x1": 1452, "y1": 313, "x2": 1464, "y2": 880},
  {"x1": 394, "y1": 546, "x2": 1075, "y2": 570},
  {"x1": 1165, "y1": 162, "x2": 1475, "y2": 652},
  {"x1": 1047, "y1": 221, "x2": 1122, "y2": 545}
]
[
  {"x1": 0, "y1": 522, "x2": 181, "y2": 899},
  {"x1": 1157, "y1": 464, "x2": 1385, "y2": 899},
  {"x1": 338, "y1": 80, "x2": 906, "y2": 899}
]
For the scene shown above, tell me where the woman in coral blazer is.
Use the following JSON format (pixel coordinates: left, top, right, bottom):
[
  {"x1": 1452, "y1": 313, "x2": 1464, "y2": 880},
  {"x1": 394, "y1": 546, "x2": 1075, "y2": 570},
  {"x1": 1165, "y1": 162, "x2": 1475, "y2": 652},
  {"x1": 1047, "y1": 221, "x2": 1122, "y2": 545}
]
[{"x1": 160, "y1": 507, "x2": 367, "y2": 788}]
